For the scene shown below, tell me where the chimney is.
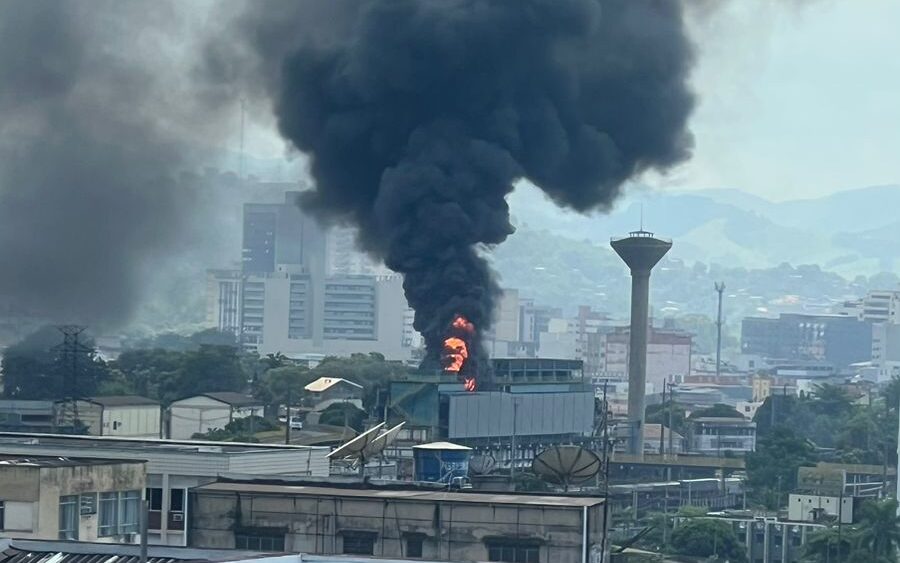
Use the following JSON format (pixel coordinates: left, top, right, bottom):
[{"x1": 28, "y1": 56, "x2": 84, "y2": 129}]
[{"x1": 611, "y1": 229, "x2": 672, "y2": 456}]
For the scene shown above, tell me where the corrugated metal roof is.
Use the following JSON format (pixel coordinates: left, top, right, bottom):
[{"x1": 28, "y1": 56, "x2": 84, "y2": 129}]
[
  {"x1": 0, "y1": 547, "x2": 201, "y2": 563},
  {"x1": 201, "y1": 392, "x2": 263, "y2": 407},
  {"x1": 87, "y1": 396, "x2": 160, "y2": 407}
]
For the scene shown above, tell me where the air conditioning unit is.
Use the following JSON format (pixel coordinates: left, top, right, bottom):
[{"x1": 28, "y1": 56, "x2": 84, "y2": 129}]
[{"x1": 172, "y1": 513, "x2": 184, "y2": 522}]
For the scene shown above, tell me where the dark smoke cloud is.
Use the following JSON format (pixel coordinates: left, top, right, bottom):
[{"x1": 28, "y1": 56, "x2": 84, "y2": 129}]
[
  {"x1": 229, "y1": 0, "x2": 696, "y2": 368},
  {"x1": 0, "y1": 1, "x2": 234, "y2": 329}
]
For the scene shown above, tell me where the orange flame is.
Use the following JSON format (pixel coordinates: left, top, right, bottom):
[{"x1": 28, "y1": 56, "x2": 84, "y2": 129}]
[
  {"x1": 463, "y1": 376, "x2": 477, "y2": 392},
  {"x1": 442, "y1": 336, "x2": 468, "y2": 373},
  {"x1": 452, "y1": 315, "x2": 475, "y2": 333}
]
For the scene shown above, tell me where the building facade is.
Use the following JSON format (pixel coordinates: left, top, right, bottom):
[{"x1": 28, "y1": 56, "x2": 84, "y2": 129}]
[
  {"x1": 168, "y1": 393, "x2": 264, "y2": 440},
  {"x1": 0, "y1": 456, "x2": 146, "y2": 543},
  {"x1": 55, "y1": 396, "x2": 161, "y2": 439},
  {"x1": 190, "y1": 480, "x2": 606, "y2": 563},
  {"x1": 687, "y1": 417, "x2": 757, "y2": 455},
  {"x1": 0, "y1": 432, "x2": 329, "y2": 547}
]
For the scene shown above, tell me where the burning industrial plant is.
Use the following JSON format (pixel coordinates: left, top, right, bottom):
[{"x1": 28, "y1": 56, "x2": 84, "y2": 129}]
[{"x1": 222, "y1": 0, "x2": 697, "y2": 372}]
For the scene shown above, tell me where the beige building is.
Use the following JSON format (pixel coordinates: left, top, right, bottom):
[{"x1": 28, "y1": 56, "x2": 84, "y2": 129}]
[
  {"x1": 0, "y1": 456, "x2": 145, "y2": 543},
  {"x1": 56, "y1": 396, "x2": 161, "y2": 439},
  {"x1": 190, "y1": 480, "x2": 606, "y2": 563}
]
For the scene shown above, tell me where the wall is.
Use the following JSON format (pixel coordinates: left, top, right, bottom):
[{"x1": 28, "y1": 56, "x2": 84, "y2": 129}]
[
  {"x1": 102, "y1": 405, "x2": 161, "y2": 439},
  {"x1": 0, "y1": 462, "x2": 145, "y2": 543},
  {"x1": 448, "y1": 392, "x2": 594, "y2": 439},
  {"x1": 169, "y1": 396, "x2": 234, "y2": 439},
  {"x1": 190, "y1": 487, "x2": 605, "y2": 563}
]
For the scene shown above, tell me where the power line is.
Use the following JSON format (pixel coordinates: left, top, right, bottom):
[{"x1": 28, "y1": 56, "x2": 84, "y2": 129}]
[{"x1": 54, "y1": 325, "x2": 91, "y2": 429}]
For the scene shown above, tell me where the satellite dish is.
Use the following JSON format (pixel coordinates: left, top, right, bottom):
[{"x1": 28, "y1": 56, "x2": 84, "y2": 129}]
[
  {"x1": 532, "y1": 445, "x2": 601, "y2": 491},
  {"x1": 469, "y1": 454, "x2": 497, "y2": 475},
  {"x1": 327, "y1": 422, "x2": 386, "y2": 461},
  {"x1": 363, "y1": 422, "x2": 406, "y2": 458}
]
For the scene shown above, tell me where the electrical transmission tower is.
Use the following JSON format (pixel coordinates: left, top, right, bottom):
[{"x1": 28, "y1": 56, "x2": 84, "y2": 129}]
[
  {"x1": 54, "y1": 325, "x2": 91, "y2": 431},
  {"x1": 714, "y1": 282, "x2": 726, "y2": 378}
]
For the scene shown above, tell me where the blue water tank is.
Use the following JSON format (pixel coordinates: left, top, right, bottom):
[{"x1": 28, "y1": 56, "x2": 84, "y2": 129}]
[{"x1": 413, "y1": 442, "x2": 472, "y2": 483}]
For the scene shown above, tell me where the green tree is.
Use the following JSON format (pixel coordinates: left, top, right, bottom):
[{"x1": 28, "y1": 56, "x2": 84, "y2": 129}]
[
  {"x1": 253, "y1": 365, "x2": 315, "y2": 407},
  {"x1": 803, "y1": 527, "x2": 855, "y2": 563},
  {"x1": 746, "y1": 426, "x2": 816, "y2": 509},
  {"x1": 308, "y1": 352, "x2": 409, "y2": 413},
  {"x1": 690, "y1": 403, "x2": 745, "y2": 419},
  {"x1": 854, "y1": 499, "x2": 900, "y2": 561},
  {"x1": 318, "y1": 402, "x2": 367, "y2": 431},
  {"x1": 1, "y1": 325, "x2": 109, "y2": 400},
  {"x1": 192, "y1": 415, "x2": 277, "y2": 443},
  {"x1": 646, "y1": 402, "x2": 687, "y2": 436},
  {"x1": 670, "y1": 518, "x2": 746, "y2": 562}
]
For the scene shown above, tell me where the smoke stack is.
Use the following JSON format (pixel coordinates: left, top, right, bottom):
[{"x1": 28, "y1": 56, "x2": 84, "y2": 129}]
[{"x1": 611, "y1": 229, "x2": 672, "y2": 456}]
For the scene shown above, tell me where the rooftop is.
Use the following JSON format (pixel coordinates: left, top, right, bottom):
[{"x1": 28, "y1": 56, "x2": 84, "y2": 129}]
[
  {"x1": 86, "y1": 395, "x2": 159, "y2": 407},
  {"x1": 0, "y1": 539, "x2": 296, "y2": 563},
  {"x1": 305, "y1": 377, "x2": 363, "y2": 393},
  {"x1": 412, "y1": 441, "x2": 472, "y2": 451},
  {"x1": 0, "y1": 432, "x2": 327, "y2": 455},
  {"x1": 197, "y1": 480, "x2": 604, "y2": 508},
  {"x1": 0, "y1": 455, "x2": 143, "y2": 468},
  {"x1": 199, "y1": 392, "x2": 263, "y2": 407}
]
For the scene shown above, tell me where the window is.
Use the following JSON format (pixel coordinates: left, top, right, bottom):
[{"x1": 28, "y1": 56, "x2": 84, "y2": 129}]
[
  {"x1": 342, "y1": 531, "x2": 376, "y2": 555},
  {"x1": 59, "y1": 495, "x2": 79, "y2": 540},
  {"x1": 170, "y1": 488, "x2": 185, "y2": 512},
  {"x1": 486, "y1": 541, "x2": 539, "y2": 563},
  {"x1": 0, "y1": 500, "x2": 4, "y2": 530},
  {"x1": 99, "y1": 490, "x2": 140, "y2": 537},
  {"x1": 146, "y1": 488, "x2": 163, "y2": 511},
  {"x1": 406, "y1": 536, "x2": 424, "y2": 558},
  {"x1": 235, "y1": 531, "x2": 285, "y2": 552}
]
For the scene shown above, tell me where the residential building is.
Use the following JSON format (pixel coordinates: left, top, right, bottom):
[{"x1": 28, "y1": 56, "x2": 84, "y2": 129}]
[
  {"x1": 597, "y1": 327, "x2": 691, "y2": 392},
  {"x1": 55, "y1": 396, "x2": 161, "y2": 439},
  {"x1": 0, "y1": 456, "x2": 146, "y2": 543},
  {"x1": 871, "y1": 322, "x2": 900, "y2": 381},
  {"x1": 741, "y1": 313, "x2": 873, "y2": 370},
  {"x1": 0, "y1": 432, "x2": 330, "y2": 546},
  {"x1": 303, "y1": 377, "x2": 363, "y2": 411},
  {"x1": 168, "y1": 393, "x2": 264, "y2": 440},
  {"x1": 326, "y1": 226, "x2": 391, "y2": 276},
  {"x1": 612, "y1": 423, "x2": 685, "y2": 455},
  {"x1": 189, "y1": 478, "x2": 607, "y2": 563},
  {"x1": 239, "y1": 269, "x2": 413, "y2": 361},
  {"x1": 687, "y1": 417, "x2": 756, "y2": 455}
]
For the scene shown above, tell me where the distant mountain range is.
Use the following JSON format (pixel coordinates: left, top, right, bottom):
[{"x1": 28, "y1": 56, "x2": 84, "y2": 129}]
[{"x1": 506, "y1": 183, "x2": 900, "y2": 277}]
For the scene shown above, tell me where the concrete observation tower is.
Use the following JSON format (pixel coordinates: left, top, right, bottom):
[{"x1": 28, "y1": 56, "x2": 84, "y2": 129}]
[{"x1": 611, "y1": 229, "x2": 672, "y2": 456}]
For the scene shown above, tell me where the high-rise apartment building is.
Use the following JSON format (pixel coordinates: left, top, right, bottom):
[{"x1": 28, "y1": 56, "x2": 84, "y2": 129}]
[{"x1": 241, "y1": 192, "x2": 326, "y2": 275}]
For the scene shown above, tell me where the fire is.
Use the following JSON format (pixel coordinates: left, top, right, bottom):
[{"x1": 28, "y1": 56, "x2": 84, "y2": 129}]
[
  {"x1": 442, "y1": 314, "x2": 477, "y2": 392},
  {"x1": 442, "y1": 336, "x2": 468, "y2": 373}
]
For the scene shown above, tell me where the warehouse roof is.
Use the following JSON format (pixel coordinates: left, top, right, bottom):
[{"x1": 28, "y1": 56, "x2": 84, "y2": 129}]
[
  {"x1": 305, "y1": 377, "x2": 363, "y2": 393},
  {"x1": 0, "y1": 455, "x2": 142, "y2": 468},
  {"x1": 198, "y1": 392, "x2": 263, "y2": 407},
  {"x1": 197, "y1": 480, "x2": 605, "y2": 507},
  {"x1": 0, "y1": 539, "x2": 297, "y2": 563},
  {"x1": 87, "y1": 395, "x2": 160, "y2": 407}
]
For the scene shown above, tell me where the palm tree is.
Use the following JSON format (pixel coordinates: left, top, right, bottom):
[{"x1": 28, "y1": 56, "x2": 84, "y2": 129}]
[
  {"x1": 855, "y1": 498, "x2": 900, "y2": 561},
  {"x1": 803, "y1": 527, "x2": 854, "y2": 562}
]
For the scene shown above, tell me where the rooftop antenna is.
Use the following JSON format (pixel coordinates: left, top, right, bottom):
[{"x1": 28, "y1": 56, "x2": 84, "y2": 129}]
[
  {"x1": 639, "y1": 203, "x2": 644, "y2": 232},
  {"x1": 532, "y1": 445, "x2": 601, "y2": 492}
]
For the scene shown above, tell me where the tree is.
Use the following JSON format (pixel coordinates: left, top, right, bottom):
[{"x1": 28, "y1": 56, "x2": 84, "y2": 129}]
[
  {"x1": 645, "y1": 402, "x2": 687, "y2": 436},
  {"x1": 670, "y1": 518, "x2": 746, "y2": 562},
  {"x1": 192, "y1": 415, "x2": 277, "y2": 443},
  {"x1": 811, "y1": 384, "x2": 853, "y2": 417},
  {"x1": 1, "y1": 325, "x2": 109, "y2": 400},
  {"x1": 746, "y1": 426, "x2": 816, "y2": 509},
  {"x1": 307, "y1": 352, "x2": 409, "y2": 414},
  {"x1": 803, "y1": 527, "x2": 855, "y2": 562},
  {"x1": 253, "y1": 365, "x2": 315, "y2": 407},
  {"x1": 690, "y1": 403, "x2": 745, "y2": 419},
  {"x1": 318, "y1": 402, "x2": 367, "y2": 431},
  {"x1": 854, "y1": 499, "x2": 900, "y2": 561}
]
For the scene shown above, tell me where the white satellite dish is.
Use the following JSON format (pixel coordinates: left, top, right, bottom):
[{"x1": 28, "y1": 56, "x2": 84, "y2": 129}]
[
  {"x1": 532, "y1": 445, "x2": 601, "y2": 491},
  {"x1": 327, "y1": 422, "x2": 386, "y2": 461},
  {"x1": 363, "y1": 422, "x2": 406, "y2": 458}
]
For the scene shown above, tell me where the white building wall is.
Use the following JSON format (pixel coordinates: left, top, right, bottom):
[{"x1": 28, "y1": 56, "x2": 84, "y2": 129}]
[
  {"x1": 101, "y1": 405, "x2": 161, "y2": 439},
  {"x1": 168, "y1": 397, "x2": 234, "y2": 440}
]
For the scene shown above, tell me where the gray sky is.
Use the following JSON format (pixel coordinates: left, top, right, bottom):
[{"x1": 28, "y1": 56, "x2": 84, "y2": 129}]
[{"x1": 648, "y1": 0, "x2": 900, "y2": 201}]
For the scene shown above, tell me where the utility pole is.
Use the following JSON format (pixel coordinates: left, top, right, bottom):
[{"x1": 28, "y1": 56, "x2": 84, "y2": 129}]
[
  {"x1": 659, "y1": 381, "x2": 666, "y2": 455},
  {"x1": 714, "y1": 282, "x2": 726, "y2": 378},
  {"x1": 284, "y1": 387, "x2": 291, "y2": 445},
  {"x1": 239, "y1": 97, "x2": 246, "y2": 182},
  {"x1": 510, "y1": 398, "x2": 520, "y2": 482}
]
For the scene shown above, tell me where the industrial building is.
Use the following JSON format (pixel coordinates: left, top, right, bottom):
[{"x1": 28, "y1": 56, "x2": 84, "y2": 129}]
[
  {"x1": 55, "y1": 396, "x2": 161, "y2": 439},
  {"x1": 674, "y1": 514, "x2": 825, "y2": 563},
  {"x1": 168, "y1": 392, "x2": 264, "y2": 440},
  {"x1": 189, "y1": 478, "x2": 606, "y2": 563},
  {"x1": 390, "y1": 359, "x2": 595, "y2": 470},
  {"x1": 0, "y1": 456, "x2": 146, "y2": 543},
  {"x1": 0, "y1": 433, "x2": 329, "y2": 546},
  {"x1": 686, "y1": 417, "x2": 757, "y2": 455}
]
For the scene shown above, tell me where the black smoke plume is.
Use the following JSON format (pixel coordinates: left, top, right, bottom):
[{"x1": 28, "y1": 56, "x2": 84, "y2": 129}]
[
  {"x1": 0, "y1": 1, "x2": 234, "y2": 329},
  {"x1": 232, "y1": 0, "x2": 696, "y2": 371}
]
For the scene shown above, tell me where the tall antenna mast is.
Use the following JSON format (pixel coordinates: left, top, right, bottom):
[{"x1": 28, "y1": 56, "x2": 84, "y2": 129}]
[
  {"x1": 239, "y1": 97, "x2": 246, "y2": 182},
  {"x1": 714, "y1": 282, "x2": 726, "y2": 378},
  {"x1": 639, "y1": 203, "x2": 644, "y2": 231}
]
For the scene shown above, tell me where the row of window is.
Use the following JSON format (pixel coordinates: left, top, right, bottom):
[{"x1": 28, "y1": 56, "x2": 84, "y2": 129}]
[{"x1": 60, "y1": 492, "x2": 141, "y2": 539}]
